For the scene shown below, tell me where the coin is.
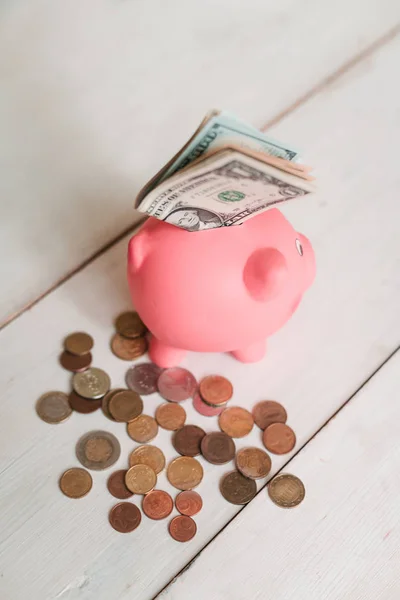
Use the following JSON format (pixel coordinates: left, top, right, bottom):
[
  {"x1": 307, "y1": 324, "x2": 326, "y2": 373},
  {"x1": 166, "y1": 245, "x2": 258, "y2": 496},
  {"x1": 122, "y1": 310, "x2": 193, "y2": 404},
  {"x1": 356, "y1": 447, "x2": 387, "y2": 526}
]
[
  {"x1": 220, "y1": 471, "x2": 257, "y2": 505},
  {"x1": 101, "y1": 388, "x2": 124, "y2": 421},
  {"x1": 268, "y1": 473, "x2": 305, "y2": 508},
  {"x1": 129, "y1": 445, "x2": 166, "y2": 474},
  {"x1": 142, "y1": 490, "x2": 173, "y2": 520},
  {"x1": 167, "y1": 456, "x2": 203, "y2": 490},
  {"x1": 169, "y1": 515, "x2": 197, "y2": 542},
  {"x1": 125, "y1": 464, "x2": 156, "y2": 494},
  {"x1": 252, "y1": 400, "x2": 287, "y2": 430},
  {"x1": 155, "y1": 402, "x2": 186, "y2": 431},
  {"x1": 175, "y1": 491, "x2": 203, "y2": 516},
  {"x1": 172, "y1": 425, "x2": 206, "y2": 457},
  {"x1": 111, "y1": 333, "x2": 148, "y2": 361},
  {"x1": 76, "y1": 430, "x2": 120, "y2": 470},
  {"x1": 68, "y1": 391, "x2": 101, "y2": 413},
  {"x1": 108, "y1": 389, "x2": 143, "y2": 422},
  {"x1": 262, "y1": 423, "x2": 296, "y2": 454},
  {"x1": 199, "y1": 375, "x2": 233, "y2": 407},
  {"x1": 64, "y1": 332, "x2": 94, "y2": 356},
  {"x1": 219, "y1": 406, "x2": 254, "y2": 438},
  {"x1": 109, "y1": 502, "x2": 142, "y2": 533},
  {"x1": 107, "y1": 470, "x2": 133, "y2": 499},
  {"x1": 236, "y1": 447, "x2": 271, "y2": 479},
  {"x1": 157, "y1": 367, "x2": 197, "y2": 402},
  {"x1": 36, "y1": 391, "x2": 72, "y2": 424},
  {"x1": 192, "y1": 392, "x2": 224, "y2": 417},
  {"x1": 126, "y1": 363, "x2": 163, "y2": 395},
  {"x1": 72, "y1": 368, "x2": 110, "y2": 399},
  {"x1": 201, "y1": 431, "x2": 236, "y2": 465},
  {"x1": 59, "y1": 468, "x2": 92, "y2": 498},
  {"x1": 127, "y1": 415, "x2": 158, "y2": 443},
  {"x1": 59, "y1": 351, "x2": 92, "y2": 373},
  {"x1": 115, "y1": 311, "x2": 147, "y2": 339}
]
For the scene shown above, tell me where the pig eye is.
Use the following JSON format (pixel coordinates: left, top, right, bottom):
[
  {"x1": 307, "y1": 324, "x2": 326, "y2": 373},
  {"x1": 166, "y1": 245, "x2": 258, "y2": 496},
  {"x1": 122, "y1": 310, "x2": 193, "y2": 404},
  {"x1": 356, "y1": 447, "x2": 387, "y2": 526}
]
[{"x1": 295, "y1": 239, "x2": 303, "y2": 256}]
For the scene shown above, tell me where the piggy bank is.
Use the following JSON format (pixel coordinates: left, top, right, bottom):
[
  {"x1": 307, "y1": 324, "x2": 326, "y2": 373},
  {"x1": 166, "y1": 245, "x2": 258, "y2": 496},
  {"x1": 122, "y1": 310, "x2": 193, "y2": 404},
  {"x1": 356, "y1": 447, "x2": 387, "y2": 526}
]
[{"x1": 127, "y1": 209, "x2": 316, "y2": 368}]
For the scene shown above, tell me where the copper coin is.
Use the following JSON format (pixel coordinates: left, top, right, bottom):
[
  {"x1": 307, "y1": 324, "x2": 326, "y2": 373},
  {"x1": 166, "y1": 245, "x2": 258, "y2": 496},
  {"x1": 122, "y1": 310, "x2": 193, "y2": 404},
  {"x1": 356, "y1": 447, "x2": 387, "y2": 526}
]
[
  {"x1": 167, "y1": 456, "x2": 203, "y2": 490},
  {"x1": 129, "y1": 445, "x2": 166, "y2": 474},
  {"x1": 155, "y1": 402, "x2": 187, "y2": 431},
  {"x1": 252, "y1": 400, "x2": 287, "y2": 430},
  {"x1": 69, "y1": 391, "x2": 101, "y2": 414},
  {"x1": 236, "y1": 447, "x2": 271, "y2": 479},
  {"x1": 142, "y1": 490, "x2": 173, "y2": 520},
  {"x1": 125, "y1": 464, "x2": 156, "y2": 494},
  {"x1": 64, "y1": 332, "x2": 94, "y2": 356},
  {"x1": 59, "y1": 351, "x2": 92, "y2": 373},
  {"x1": 115, "y1": 311, "x2": 147, "y2": 339},
  {"x1": 36, "y1": 391, "x2": 72, "y2": 424},
  {"x1": 193, "y1": 392, "x2": 224, "y2": 416},
  {"x1": 101, "y1": 388, "x2": 124, "y2": 421},
  {"x1": 219, "y1": 406, "x2": 254, "y2": 438},
  {"x1": 169, "y1": 515, "x2": 197, "y2": 542},
  {"x1": 268, "y1": 473, "x2": 305, "y2": 508},
  {"x1": 126, "y1": 363, "x2": 163, "y2": 395},
  {"x1": 263, "y1": 423, "x2": 296, "y2": 454},
  {"x1": 72, "y1": 367, "x2": 110, "y2": 399},
  {"x1": 109, "y1": 389, "x2": 143, "y2": 422},
  {"x1": 172, "y1": 425, "x2": 206, "y2": 457},
  {"x1": 76, "y1": 430, "x2": 120, "y2": 470},
  {"x1": 111, "y1": 333, "x2": 148, "y2": 361},
  {"x1": 199, "y1": 375, "x2": 233, "y2": 407},
  {"x1": 59, "y1": 468, "x2": 92, "y2": 498},
  {"x1": 201, "y1": 431, "x2": 236, "y2": 465},
  {"x1": 157, "y1": 367, "x2": 197, "y2": 402},
  {"x1": 220, "y1": 471, "x2": 257, "y2": 505},
  {"x1": 175, "y1": 491, "x2": 203, "y2": 516},
  {"x1": 109, "y1": 502, "x2": 141, "y2": 533},
  {"x1": 107, "y1": 470, "x2": 133, "y2": 499},
  {"x1": 127, "y1": 415, "x2": 158, "y2": 443}
]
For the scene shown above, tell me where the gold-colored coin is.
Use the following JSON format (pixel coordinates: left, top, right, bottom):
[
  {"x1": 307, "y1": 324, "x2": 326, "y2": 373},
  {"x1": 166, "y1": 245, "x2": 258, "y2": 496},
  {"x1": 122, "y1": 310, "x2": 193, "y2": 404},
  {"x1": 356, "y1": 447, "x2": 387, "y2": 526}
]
[
  {"x1": 64, "y1": 332, "x2": 94, "y2": 356},
  {"x1": 127, "y1": 415, "x2": 158, "y2": 443},
  {"x1": 125, "y1": 464, "x2": 156, "y2": 494},
  {"x1": 59, "y1": 468, "x2": 92, "y2": 498},
  {"x1": 219, "y1": 406, "x2": 254, "y2": 438},
  {"x1": 268, "y1": 473, "x2": 305, "y2": 508},
  {"x1": 167, "y1": 456, "x2": 203, "y2": 491},
  {"x1": 220, "y1": 470, "x2": 257, "y2": 505},
  {"x1": 76, "y1": 430, "x2": 121, "y2": 470},
  {"x1": 155, "y1": 403, "x2": 186, "y2": 431},
  {"x1": 36, "y1": 391, "x2": 72, "y2": 424},
  {"x1": 129, "y1": 445, "x2": 165, "y2": 474},
  {"x1": 108, "y1": 389, "x2": 143, "y2": 422},
  {"x1": 72, "y1": 367, "x2": 110, "y2": 399},
  {"x1": 111, "y1": 333, "x2": 148, "y2": 361},
  {"x1": 236, "y1": 447, "x2": 271, "y2": 480},
  {"x1": 115, "y1": 311, "x2": 147, "y2": 339}
]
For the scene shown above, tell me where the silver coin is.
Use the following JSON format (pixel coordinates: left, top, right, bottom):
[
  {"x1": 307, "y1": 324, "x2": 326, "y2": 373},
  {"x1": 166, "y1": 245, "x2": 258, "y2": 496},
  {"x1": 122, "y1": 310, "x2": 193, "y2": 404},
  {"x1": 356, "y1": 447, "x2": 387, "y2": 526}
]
[
  {"x1": 36, "y1": 391, "x2": 72, "y2": 424},
  {"x1": 72, "y1": 367, "x2": 111, "y2": 399},
  {"x1": 76, "y1": 430, "x2": 121, "y2": 470},
  {"x1": 125, "y1": 363, "x2": 163, "y2": 395}
]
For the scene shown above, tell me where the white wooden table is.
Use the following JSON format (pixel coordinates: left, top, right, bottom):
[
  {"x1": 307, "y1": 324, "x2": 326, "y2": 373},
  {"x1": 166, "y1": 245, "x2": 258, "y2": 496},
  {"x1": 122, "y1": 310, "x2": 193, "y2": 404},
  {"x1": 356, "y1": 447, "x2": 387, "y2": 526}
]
[{"x1": 0, "y1": 3, "x2": 399, "y2": 599}]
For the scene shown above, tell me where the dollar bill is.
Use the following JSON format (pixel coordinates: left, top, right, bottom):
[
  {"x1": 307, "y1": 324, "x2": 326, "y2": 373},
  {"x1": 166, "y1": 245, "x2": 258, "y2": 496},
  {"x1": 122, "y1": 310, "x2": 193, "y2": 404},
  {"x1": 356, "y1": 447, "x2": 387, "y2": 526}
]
[{"x1": 138, "y1": 149, "x2": 314, "y2": 232}]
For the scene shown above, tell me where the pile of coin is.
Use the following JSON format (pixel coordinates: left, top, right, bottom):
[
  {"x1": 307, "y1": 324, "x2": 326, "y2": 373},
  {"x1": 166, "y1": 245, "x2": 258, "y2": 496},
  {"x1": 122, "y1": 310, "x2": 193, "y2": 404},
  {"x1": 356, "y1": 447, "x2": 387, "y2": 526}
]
[{"x1": 36, "y1": 312, "x2": 306, "y2": 542}]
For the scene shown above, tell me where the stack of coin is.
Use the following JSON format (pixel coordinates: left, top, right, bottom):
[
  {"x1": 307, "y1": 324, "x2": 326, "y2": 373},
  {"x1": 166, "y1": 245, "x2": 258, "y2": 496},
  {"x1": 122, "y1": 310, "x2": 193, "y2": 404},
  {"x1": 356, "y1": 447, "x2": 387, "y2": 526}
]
[
  {"x1": 194, "y1": 375, "x2": 233, "y2": 416},
  {"x1": 111, "y1": 311, "x2": 148, "y2": 361},
  {"x1": 60, "y1": 331, "x2": 93, "y2": 373},
  {"x1": 252, "y1": 400, "x2": 296, "y2": 455},
  {"x1": 69, "y1": 367, "x2": 111, "y2": 414}
]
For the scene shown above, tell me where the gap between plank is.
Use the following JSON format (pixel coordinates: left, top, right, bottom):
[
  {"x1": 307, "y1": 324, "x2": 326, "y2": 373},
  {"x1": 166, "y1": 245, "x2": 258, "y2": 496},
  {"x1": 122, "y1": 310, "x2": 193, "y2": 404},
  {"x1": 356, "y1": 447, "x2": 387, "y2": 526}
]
[
  {"x1": 1, "y1": 23, "x2": 399, "y2": 333},
  {"x1": 153, "y1": 344, "x2": 400, "y2": 599}
]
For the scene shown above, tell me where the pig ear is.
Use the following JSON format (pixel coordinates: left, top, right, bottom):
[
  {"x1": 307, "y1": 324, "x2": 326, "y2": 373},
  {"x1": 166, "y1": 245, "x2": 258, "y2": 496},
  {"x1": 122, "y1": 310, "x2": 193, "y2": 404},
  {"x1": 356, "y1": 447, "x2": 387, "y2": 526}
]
[
  {"x1": 244, "y1": 248, "x2": 288, "y2": 301},
  {"x1": 128, "y1": 230, "x2": 151, "y2": 271}
]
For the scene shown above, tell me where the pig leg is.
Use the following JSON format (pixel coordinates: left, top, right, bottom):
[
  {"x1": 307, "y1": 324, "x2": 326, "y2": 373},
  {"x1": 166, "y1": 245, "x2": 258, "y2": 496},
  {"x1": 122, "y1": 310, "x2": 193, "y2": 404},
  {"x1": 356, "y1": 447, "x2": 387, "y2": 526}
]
[
  {"x1": 231, "y1": 340, "x2": 266, "y2": 363},
  {"x1": 148, "y1": 335, "x2": 187, "y2": 368}
]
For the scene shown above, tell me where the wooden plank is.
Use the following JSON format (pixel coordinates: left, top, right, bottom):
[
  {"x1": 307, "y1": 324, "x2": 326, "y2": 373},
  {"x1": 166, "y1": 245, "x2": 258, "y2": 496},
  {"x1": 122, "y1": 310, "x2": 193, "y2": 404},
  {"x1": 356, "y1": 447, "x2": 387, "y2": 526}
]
[
  {"x1": 159, "y1": 350, "x2": 400, "y2": 600},
  {"x1": 0, "y1": 1, "x2": 399, "y2": 324},
  {"x1": 0, "y1": 25, "x2": 399, "y2": 600}
]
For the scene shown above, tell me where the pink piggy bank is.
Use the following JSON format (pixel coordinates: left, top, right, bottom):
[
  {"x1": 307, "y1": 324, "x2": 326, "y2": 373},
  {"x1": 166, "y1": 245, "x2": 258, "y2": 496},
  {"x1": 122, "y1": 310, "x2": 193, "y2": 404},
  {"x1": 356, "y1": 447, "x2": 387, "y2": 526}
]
[{"x1": 128, "y1": 209, "x2": 315, "y2": 368}]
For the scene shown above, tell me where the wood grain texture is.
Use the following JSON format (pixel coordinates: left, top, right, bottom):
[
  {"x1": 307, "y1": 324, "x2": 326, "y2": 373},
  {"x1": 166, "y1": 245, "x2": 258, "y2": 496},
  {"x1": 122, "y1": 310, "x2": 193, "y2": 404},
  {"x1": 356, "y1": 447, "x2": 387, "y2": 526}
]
[
  {"x1": 159, "y1": 350, "x2": 400, "y2": 600},
  {"x1": 0, "y1": 20, "x2": 399, "y2": 600},
  {"x1": 1, "y1": 0, "x2": 399, "y2": 324}
]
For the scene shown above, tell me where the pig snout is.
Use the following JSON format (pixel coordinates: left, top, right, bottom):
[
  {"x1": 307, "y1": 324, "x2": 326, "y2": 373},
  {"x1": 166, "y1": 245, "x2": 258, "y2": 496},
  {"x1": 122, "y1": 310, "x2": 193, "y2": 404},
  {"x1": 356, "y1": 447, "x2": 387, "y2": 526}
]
[
  {"x1": 243, "y1": 248, "x2": 288, "y2": 301},
  {"x1": 297, "y1": 233, "x2": 316, "y2": 289}
]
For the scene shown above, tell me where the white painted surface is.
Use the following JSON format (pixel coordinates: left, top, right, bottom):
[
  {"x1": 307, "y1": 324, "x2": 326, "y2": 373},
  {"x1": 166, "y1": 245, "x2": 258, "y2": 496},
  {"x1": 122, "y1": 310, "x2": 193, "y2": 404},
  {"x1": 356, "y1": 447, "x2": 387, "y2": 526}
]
[
  {"x1": 0, "y1": 29, "x2": 400, "y2": 599},
  {"x1": 1, "y1": 1, "x2": 399, "y2": 324},
  {"x1": 160, "y1": 351, "x2": 400, "y2": 600}
]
